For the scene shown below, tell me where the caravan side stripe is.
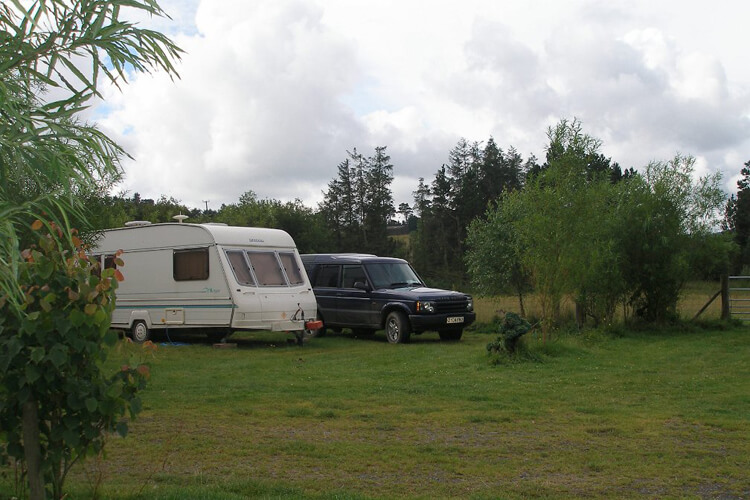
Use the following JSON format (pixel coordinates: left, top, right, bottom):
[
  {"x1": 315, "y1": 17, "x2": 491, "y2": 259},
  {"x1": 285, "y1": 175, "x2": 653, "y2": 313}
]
[{"x1": 114, "y1": 304, "x2": 236, "y2": 310}]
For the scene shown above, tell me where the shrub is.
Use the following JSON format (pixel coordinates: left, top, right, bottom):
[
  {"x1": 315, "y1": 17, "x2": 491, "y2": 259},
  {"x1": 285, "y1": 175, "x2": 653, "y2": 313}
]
[
  {"x1": 486, "y1": 312, "x2": 533, "y2": 362},
  {"x1": 0, "y1": 221, "x2": 150, "y2": 498}
]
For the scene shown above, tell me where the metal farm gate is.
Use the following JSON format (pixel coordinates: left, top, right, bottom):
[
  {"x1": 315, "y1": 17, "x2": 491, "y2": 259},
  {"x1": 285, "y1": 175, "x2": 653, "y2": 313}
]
[{"x1": 728, "y1": 276, "x2": 750, "y2": 321}]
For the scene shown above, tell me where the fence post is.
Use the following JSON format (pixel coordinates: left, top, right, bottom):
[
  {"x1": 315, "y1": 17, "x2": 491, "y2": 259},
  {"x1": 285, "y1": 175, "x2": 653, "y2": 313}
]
[{"x1": 721, "y1": 274, "x2": 730, "y2": 321}]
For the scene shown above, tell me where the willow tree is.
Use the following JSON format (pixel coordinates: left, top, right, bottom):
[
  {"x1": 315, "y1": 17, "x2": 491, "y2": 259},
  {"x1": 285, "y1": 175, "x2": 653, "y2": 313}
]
[{"x1": 0, "y1": 1, "x2": 181, "y2": 497}]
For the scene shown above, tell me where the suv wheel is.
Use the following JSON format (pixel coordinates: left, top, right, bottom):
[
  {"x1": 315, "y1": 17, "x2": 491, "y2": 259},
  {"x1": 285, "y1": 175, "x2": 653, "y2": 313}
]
[{"x1": 385, "y1": 311, "x2": 411, "y2": 344}]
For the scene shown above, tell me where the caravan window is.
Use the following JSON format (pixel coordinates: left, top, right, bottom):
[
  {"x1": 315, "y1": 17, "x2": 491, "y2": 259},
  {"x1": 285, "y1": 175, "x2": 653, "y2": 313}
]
[
  {"x1": 279, "y1": 252, "x2": 304, "y2": 285},
  {"x1": 174, "y1": 248, "x2": 209, "y2": 281},
  {"x1": 104, "y1": 254, "x2": 118, "y2": 270},
  {"x1": 90, "y1": 254, "x2": 118, "y2": 278},
  {"x1": 226, "y1": 250, "x2": 256, "y2": 286},
  {"x1": 247, "y1": 252, "x2": 286, "y2": 286}
]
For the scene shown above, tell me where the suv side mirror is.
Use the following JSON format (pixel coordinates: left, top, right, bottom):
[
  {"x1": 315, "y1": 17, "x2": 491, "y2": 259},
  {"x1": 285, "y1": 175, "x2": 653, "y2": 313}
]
[{"x1": 353, "y1": 281, "x2": 370, "y2": 291}]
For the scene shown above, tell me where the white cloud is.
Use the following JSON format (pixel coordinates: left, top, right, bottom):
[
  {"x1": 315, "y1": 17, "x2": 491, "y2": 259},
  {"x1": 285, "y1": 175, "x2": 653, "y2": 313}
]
[{"x1": 90, "y1": 0, "x2": 750, "y2": 211}]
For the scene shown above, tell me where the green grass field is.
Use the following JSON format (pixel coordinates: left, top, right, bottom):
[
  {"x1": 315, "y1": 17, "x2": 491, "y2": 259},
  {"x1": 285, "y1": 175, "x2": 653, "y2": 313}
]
[{"x1": 2, "y1": 318, "x2": 748, "y2": 499}]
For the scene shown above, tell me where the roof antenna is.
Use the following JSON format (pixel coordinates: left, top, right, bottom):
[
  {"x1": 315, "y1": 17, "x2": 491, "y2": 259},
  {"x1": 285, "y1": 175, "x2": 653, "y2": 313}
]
[{"x1": 173, "y1": 213, "x2": 189, "y2": 223}]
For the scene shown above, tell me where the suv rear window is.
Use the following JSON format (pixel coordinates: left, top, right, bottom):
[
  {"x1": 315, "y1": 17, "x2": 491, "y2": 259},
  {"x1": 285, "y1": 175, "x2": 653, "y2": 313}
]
[
  {"x1": 341, "y1": 265, "x2": 367, "y2": 288},
  {"x1": 313, "y1": 265, "x2": 340, "y2": 288}
]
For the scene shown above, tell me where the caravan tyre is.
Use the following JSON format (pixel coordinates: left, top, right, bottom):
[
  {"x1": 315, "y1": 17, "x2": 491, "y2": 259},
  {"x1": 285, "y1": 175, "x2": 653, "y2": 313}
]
[{"x1": 131, "y1": 321, "x2": 150, "y2": 343}]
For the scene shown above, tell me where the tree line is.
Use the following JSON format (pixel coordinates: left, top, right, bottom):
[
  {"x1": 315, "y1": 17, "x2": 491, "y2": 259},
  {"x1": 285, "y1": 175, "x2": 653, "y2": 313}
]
[{"x1": 84, "y1": 119, "x2": 748, "y2": 334}]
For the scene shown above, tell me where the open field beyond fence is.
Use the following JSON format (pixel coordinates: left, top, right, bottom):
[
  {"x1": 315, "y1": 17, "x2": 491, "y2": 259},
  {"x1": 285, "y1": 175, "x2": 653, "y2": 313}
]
[
  {"x1": 1, "y1": 289, "x2": 748, "y2": 499},
  {"x1": 472, "y1": 281, "x2": 726, "y2": 325}
]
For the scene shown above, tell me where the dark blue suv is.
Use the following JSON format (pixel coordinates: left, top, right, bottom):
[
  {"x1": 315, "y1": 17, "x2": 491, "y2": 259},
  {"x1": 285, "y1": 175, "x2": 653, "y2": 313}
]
[{"x1": 301, "y1": 254, "x2": 475, "y2": 343}]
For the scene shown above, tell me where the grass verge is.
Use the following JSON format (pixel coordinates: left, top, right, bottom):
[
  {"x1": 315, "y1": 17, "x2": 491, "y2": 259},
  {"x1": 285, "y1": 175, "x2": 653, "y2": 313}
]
[{"x1": 1, "y1": 324, "x2": 748, "y2": 499}]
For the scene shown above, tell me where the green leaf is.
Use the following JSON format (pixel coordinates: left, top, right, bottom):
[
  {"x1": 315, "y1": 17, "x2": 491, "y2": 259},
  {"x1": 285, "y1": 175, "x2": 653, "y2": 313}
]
[
  {"x1": 24, "y1": 363, "x2": 41, "y2": 384},
  {"x1": 0, "y1": 337, "x2": 24, "y2": 371},
  {"x1": 129, "y1": 396, "x2": 142, "y2": 416},
  {"x1": 30, "y1": 347, "x2": 45, "y2": 363},
  {"x1": 103, "y1": 329, "x2": 118, "y2": 346},
  {"x1": 70, "y1": 308, "x2": 85, "y2": 326},
  {"x1": 106, "y1": 383, "x2": 122, "y2": 399},
  {"x1": 94, "y1": 308, "x2": 107, "y2": 325},
  {"x1": 85, "y1": 397, "x2": 98, "y2": 413},
  {"x1": 63, "y1": 428, "x2": 80, "y2": 448},
  {"x1": 48, "y1": 344, "x2": 68, "y2": 369},
  {"x1": 66, "y1": 393, "x2": 83, "y2": 411},
  {"x1": 116, "y1": 421, "x2": 128, "y2": 438}
]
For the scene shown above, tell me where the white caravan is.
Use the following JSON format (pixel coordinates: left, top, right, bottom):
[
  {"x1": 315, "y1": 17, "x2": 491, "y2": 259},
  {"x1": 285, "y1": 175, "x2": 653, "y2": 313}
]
[{"x1": 92, "y1": 222, "x2": 320, "y2": 343}]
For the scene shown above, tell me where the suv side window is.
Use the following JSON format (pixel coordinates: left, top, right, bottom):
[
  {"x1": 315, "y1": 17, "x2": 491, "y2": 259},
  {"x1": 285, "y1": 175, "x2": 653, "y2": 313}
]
[
  {"x1": 342, "y1": 265, "x2": 367, "y2": 288},
  {"x1": 314, "y1": 265, "x2": 340, "y2": 288}
]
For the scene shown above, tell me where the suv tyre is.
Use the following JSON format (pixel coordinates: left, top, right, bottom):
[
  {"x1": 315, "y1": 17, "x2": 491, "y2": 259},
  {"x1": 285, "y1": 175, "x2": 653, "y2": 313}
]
[{"x1": 385, "y1": 310, "x2": 411, "y2": 344}]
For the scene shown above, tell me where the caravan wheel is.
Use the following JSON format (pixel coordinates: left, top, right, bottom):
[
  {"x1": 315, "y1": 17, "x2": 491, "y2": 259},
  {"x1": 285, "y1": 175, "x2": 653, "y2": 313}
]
[{"x1": 131, "y1": 321, "x2": 150, "y2": 343}]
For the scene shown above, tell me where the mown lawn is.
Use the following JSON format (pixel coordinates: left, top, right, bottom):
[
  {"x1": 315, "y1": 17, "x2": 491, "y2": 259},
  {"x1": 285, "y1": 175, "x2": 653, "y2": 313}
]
[{"x1": 2, "y1": 323, "x2": 749, "y2": 499}]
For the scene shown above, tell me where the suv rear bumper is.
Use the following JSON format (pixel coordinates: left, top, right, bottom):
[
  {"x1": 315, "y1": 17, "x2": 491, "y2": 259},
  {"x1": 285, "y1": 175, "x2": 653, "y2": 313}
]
[{"x1": 409, "y1": 312, "x2": 476, "y2": 331}]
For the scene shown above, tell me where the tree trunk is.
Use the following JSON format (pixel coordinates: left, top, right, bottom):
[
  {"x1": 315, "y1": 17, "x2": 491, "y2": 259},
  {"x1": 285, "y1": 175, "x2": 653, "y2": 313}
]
[
  {"x1": 575, "y1": 301, "x2": 585, "y2": 329},
  {"x1": 22, "y1": 399, "x2": 45, "y2": 499},
  {"x1": 517, "y1": 291, "x2": 526, "y2": 318}
]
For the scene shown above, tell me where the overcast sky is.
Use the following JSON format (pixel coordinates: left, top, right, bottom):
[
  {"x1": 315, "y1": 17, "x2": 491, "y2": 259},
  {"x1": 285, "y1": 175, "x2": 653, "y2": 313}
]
[{"x1": 91, "y1": 0, "x2": 750, "y2": 212}]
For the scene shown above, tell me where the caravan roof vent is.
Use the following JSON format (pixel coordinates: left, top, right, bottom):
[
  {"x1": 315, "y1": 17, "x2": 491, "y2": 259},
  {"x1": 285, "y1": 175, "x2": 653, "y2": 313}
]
[{"x1": 124, "y1": 221, "x2": 152, "y2": 227}]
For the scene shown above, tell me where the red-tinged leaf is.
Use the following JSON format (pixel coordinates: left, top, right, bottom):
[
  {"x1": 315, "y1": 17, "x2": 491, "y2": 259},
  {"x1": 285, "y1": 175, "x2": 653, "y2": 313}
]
[
  {"x1": 72, "y1": 236, "x2": 82, "y2": 248},
  {"x1": 136, "y1": 365, "x2": 150, "y2": 379},
  {"x1": 31, "y1": 220, "x2": 43, "y2": 230},
  {"x1": 121, "y1": 364, "x2": 129, "y2": 372},
  {"x1": 68, "y1": 289, "x2": 79, "y2": 301},
  {"x1": 84, "y1": 303, "x2": 97, "y2": 315},
  {"x1": 114, "y1": 269, "x2": 124, "y2": 282}
]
